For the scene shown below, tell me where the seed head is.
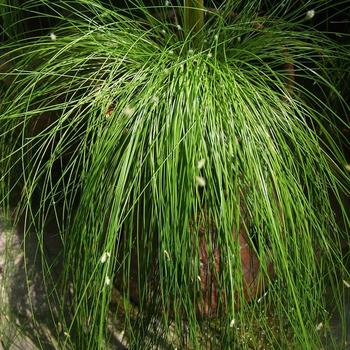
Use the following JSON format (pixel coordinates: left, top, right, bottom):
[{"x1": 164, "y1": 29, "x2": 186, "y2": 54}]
[
  {"x1": 316, "y1": 322, "x2": 323, "y2": 331},
  {"x1": 197, "y1": 159, "x2": 205, "y2": 170},
  {"x1": 195, "y1": 176, "x2": 206, "y2": 187},
  {"x1": 100, "y1": 252, "x2": 111, "y2": 263},
  {"x1": 105, "y1": 276, "x2": 111, "y2": 286},
  {"x1": 152, "y1": 96, "x2": 159, "y2": 104},
  {"x1": 306, "y1": 9, "x2": 315, "y2": 20},
  {"x1": 123, "y1": 105, "x2": 135, "y2": 116}
]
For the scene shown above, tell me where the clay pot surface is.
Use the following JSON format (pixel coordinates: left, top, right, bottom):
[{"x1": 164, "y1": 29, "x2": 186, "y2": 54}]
[
  {"x1": 115, "y1": 220, "x2": 274, "y2": 318},
  {"x1": 198, "y1": 227, "x2": 273, "y2": 318}
]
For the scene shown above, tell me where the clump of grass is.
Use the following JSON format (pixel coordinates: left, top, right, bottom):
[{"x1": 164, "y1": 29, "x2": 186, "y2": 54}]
[{"x1": 1, "y1": 1, "x2": 350, "y2": 349}]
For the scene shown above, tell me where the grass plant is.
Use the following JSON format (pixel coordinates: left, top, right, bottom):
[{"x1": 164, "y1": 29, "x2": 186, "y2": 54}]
[{"x1": 1, "y1": 1, "x2": 350, "y2": 349}]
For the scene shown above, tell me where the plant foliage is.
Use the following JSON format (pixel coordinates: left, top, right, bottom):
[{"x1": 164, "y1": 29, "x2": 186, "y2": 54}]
[{"x1": 0, "y1": 1, "x2": 350, "y2": 349}]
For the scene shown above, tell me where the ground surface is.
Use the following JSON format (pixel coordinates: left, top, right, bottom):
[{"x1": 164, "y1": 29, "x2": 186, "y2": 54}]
[
  {"x1": 0, "y1": 217, "x2": 59, "y2": 350},
  {"x1": 0, "y1": 214, "x2": 129, "y2": 350}
]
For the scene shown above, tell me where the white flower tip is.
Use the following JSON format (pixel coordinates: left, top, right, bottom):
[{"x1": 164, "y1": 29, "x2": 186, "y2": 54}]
[
  {"x1": 161, "y1": 29, "x2": 166, "y2": 34},
  {"x1": 100, "y1": 252, "x2": 111, "y2": 263},
  {"x1": 165, "y1": 0, "x2": 171, "y2": 6},
  {"x1": 123, "y1": 106, "x2": 135, "y2": 116},
  {"x1": 230, "y1": 319, "x2": 235, "y2": 328},
  {"x1": 164, "y1": 250, "x2": 170, "y2": 259},
  {"x1": 343, "y1": 280, "x2": 350, "y2": 288},
  {"x1": 176, "y1": 24, "x2": 182, "y2": 30},
  {"x1": 169, "y1": 50, "x2": 174, "y2": 55},
  {"x1": 105, "y1": 276, "x2": 111, "y2": 286},
  {"x1": 57, "y1": 322, "x2": 63, "y2": 334},
  {"x1": 306, "y1": 9, "x2": 315, "y2": 20},
  {"x1": 197, "y1": 275, "x2": 201, "y2": 282},
  {"x1": 207, "y1": 52, "x2": 213, "y2": 58},
  {"x1": 50, "y1": 32, "x2": 57, "y2": 41},
  {"x1": 195, "y1": 176, "x2": 206, "y2": 187},
  {"x1": 188, "y1": 49, "x2": 194, "y2": 55},
  {"x1": 345, "y1": 164, "x2": 350, "y2": 172},
  {"x1": 316, "y1": 322, "x2": 323, "y2": 331},
  {"x1": 214, "y1": 34, "x2": 219, "y2": 41},
  {"x1": 197, "y1": 158, "x2": 205, "y2": 170},
  {"x1": 69, "y1": 283, "x2": 74, "y2": 295},
  {"x1": 257, "y1": 291, "x2": 268, "y2": 303}
]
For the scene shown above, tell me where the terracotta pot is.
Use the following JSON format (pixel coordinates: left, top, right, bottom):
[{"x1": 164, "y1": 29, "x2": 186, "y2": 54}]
[
  {"x1": 114, "y1": 218, "x2": 274, "y2": 318},
  {"x1": 198, "y1": 226, "x2": 274, "y2": 318}
]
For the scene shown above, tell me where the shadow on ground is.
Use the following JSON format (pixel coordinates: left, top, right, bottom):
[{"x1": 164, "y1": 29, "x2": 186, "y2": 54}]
[{"x1": 0, "y1": 215, "x2": 127, "y2": 350}]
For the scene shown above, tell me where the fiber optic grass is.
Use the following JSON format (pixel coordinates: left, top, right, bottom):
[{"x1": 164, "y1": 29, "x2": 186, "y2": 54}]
[{"x1": 1, "y1": 1, "x2": 350, "y2": 349}]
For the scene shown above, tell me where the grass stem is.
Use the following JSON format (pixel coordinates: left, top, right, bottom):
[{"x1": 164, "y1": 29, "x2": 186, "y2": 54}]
[{"x1": 184, "y1": 0, "x2": 204, "y2": 45}]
